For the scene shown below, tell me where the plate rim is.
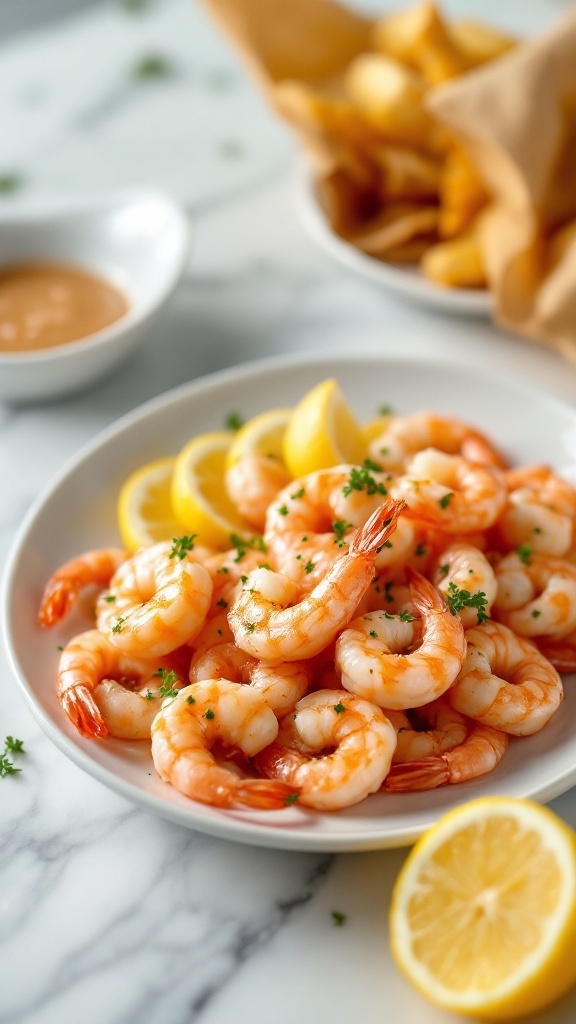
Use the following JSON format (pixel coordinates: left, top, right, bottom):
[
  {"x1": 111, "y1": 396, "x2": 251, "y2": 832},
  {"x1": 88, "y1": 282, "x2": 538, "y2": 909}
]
[{"x1": 4, "y1": 349, "x2": 576, "y2": 852}]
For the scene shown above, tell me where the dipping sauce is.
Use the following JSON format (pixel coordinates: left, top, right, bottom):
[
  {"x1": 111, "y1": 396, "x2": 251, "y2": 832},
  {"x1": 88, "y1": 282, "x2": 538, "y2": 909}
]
[{"x1": 0, "y1": 262, "x2": 129, "y2": 353}]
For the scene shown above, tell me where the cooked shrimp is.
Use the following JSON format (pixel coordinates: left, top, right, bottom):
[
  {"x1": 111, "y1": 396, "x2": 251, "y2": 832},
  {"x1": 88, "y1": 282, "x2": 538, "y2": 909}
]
[
  {"x1": 204, "y1": 547, "x2": 270, "y2": 615},
  {"x1": 367, "y1": 412, "x2": 506, "y2": 475},
  {"x1": 264, "y1": 465, "x2": 393, "y2": 590},
  {"x1": 448, "y1": 620, "x2": 563, "y2": 735},
  {"x1": 97, "y1": 541, "x2": 212, "y2": 657},
  {"x1": 253, "y1": 689, "x2": 397, "y2": 810},
  {"x1": 229, "y1": 499, "x2": 405, "y2": 661},
  {"x1": 225, "y1": 455, "x2": 292, "y2": 531},
  {"x1": 188, "y1": 610, "x2": 233, "y2": 655},
  {"x1": 432, "y1": 541, "x2": 497, "y2": 627},
  {"x1": 392, "y1": 448, "x2": 506, "y2": 532},
  {"x1": 190, "y1": 642, "x2": 311, "y2": 717},
  {"x1": 495, "y1": 465, "x2": 576, "y2": 557},
  {"x1": 536, "y1": 631, "x2": 576, "y2": 673},
  {"x1": 385, "y1": 696, "x2": 469, "y2": 763},
  {"x1": 57, "y1": 629, "x2": 185, "y2": 739},
  {"x1": 492, "y1": 551, "x2": 576, "y2": 639},
  {"x1": 150, "y1": 679, "x2": 298, "y2": 809},
  {"x1": 38, "y1": 547, "x2": 128, "y2": 627},
  {"x1": 336, "y1": 567, "x2": 467, "y2": 709},
  {"x1": 385, "y1": 721, "x2": 508, "y2": 790}
]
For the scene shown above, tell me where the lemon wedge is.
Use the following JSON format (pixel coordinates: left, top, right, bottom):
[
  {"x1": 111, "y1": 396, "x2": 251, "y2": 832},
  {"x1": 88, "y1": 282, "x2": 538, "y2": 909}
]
[
  {"x1": 226, "y1": 408, "x2": 292, "y2": 468},
  {"x1": 390, "y1": 796, "x2": 576, "y2": 1020},
  {"x1": 117, "y1": 457, "x2": 186, "y2": 553},
  {"x1": 282, "y1": 378, "x2": 366, "y2": 478},
  {"x1": 171, "y1": 431, "x2": 249, "y2": 549}
]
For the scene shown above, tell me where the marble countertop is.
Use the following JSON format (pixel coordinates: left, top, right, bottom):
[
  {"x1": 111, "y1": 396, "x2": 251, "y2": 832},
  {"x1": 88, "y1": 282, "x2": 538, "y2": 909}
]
[{"x1": 3, "y1": 2, "x2": 576, "y2": 1022}]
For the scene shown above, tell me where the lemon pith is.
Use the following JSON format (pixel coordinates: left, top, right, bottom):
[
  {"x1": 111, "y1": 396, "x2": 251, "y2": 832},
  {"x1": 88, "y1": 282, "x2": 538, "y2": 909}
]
[{"x1": 390, "y1": 797, "x2": 576, "y2": 1020}]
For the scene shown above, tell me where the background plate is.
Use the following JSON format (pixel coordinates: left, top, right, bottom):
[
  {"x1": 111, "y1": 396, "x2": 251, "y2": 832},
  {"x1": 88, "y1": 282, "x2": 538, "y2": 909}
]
[
  {"x1": 4, "y1": 351, "x2": 576, "y2": 851},
  {"x1": 294, "y1": 168, "x2": 492, "y2": 317}
]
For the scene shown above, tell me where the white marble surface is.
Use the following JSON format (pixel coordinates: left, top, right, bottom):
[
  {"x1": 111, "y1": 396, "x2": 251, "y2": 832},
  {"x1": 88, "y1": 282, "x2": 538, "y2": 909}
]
[{"x1": 3, "y1": 1, "x2": 576, "y2": 1022}]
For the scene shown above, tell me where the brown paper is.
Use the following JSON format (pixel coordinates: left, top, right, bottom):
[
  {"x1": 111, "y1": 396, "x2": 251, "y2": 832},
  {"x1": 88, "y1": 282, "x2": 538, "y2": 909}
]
[{"x1": 426, "y1": 8, "x2": 576, "y2": 359}]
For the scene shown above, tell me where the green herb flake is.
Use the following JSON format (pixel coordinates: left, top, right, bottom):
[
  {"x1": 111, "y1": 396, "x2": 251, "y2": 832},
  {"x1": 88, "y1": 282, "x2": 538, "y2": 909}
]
[
  {"x1": 204, "y1": 709, "x2": 215, "y2": 720},
  {"x1": 517, "y1": 544, "x2": 533, "y2": 565},
  {"x1": 378, "y1": 404, "x2": 393, "y2": 416},
  {"x1": 342, "y1": 461, "x2": 387, "y2": 498},
  {"x1": 439, "y1": 492, "x2": 455, "y2": 510},
  {"x1": 333, "y1": 702, "x2": 346, "y2": 714},
  {"x1": 230, "y1": 533, "x2": 267, "y2": 563},
  {"x1": 187, "y1": 696, "x2": 196, "y2": 705},
  {"x1": 445, "y1": 582, "x2": 489, "y2": 624},
  {"x1": 240, "y1": 574, "x2": 248, "y2": 583},
  {"x1": 0, "y1": 755, "x2": 21, "y2": 778},
  {"x1": 331, "y1": 910, "x2": 347, "y2": 927},
  {"x1": 154, "y1": 668, "x2": 180, "y2": 699},
  {"x1": 103, "y1": 593, "x2": 116, "y2": 603},
  {"x1": 5, "y1": 736, "x2": 24, "y2": 754},
  {"x1": 304, "y1": 560, "x2": 315, "y2": 574},
  {"x1": 531, "y1": 609, "x2": 542, "y2": 619},
  {"x1": 112, "y1": 617, "x2": 126, "y2": 634},
  {"x1": 169, "y1": 534, "x2": 197, "y2": 560},
  {"x1": 369, "y1": 630, "x2": 378, "y2": 639},
  {"x1": 0, "y1": 173, "x2": 23, "y2": 195},
  {"x1": 277, "y1": 504, "x2": 289, "y2": 516},
  {"x1": 291, "y1": 487, "x2": 305, "y2": 500},
  {"x1": 285, "y1": 792, "x2": 299, "y2": 805},
  {"x1": 439, "y1": 563, "x2": 449, "y2": 576},
  {"x1": 144, "y1": 690, "x2": 155, "y2": 701},
  {"x1": 333, "y1": 519, "x2": 352, "y2": 544},
  {"x1": 398, "y1": 610, "x2": 416, "y2": 622},
  {"x1": 225, "y1": 411, "x2": 244, "y2": 431},
  {"x1": 132, "y1": 54, "x2": 174, "y2": 79},
  {"x1": 216, "y1": 566, "x2": 229, "y2": 575},
  {"x1": 245, "y1": 622, "x2": 255, "y2": 634},
  {"x1": 216, "y1": 598, "x2": 228, "y2": 609},
  {"x1": 414, "y1": 544, "x2": 427, "y2": 557}
]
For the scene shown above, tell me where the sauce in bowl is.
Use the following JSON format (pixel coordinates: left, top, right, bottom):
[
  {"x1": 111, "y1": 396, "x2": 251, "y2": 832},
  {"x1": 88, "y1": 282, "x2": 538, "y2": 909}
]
[{"x1": 0, "y1": 262, "x2": 129, "y2": 353}]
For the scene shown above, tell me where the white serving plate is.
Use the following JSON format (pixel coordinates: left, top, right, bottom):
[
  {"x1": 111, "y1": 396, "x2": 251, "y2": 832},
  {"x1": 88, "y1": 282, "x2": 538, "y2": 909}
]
[
  {"x1": 295, "y1": 168, "x2": 492, "y2": 317},
  {"x1": 4, "y1": 351, "x2": 576, "y2": 852}
]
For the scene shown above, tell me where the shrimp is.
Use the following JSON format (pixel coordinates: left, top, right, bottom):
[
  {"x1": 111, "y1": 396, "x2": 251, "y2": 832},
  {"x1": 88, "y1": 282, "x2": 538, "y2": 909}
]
[
  {"x1": 336, "y1": 567, "x2": 467, "y2": 709},
  {"x1": 253, "y1": 689, "x2": 397, "y2": 810},
  {"x1": 190, "y1": 642, "x2": 311, "y2": 717},
  {"x1": 150, "y1": 679, "x2": 298, "y2": 809},
  {"x1": 229, "y1": 499, "x2": 405, "y2": 662},
  {"x1": 391, "y1": 448, "x2": 507, "y2": 533},
  {"x1": 188, "y1": 610, "x2": 234, "y2": 656},
  {"x1": 367, "y1": 412, "x2": 507, "y2": 475},
  {"x1": 225, "y1": 455, "x2": 292, "y2": 531},
  {"x1": 96, "y1": 541, "x2": 212, "y2": 658},
  {"x1": 492, "y1": 551, "x2": 576, "y2": 639},
  {"x1": 494, "y1": 465, "x2": 576, "y2": 557},
  {"x1": 38, "y1": 547, "x2": 128, "y2": 627},
  {"x1": 57, "y1": 629, "x2": 186, "y2": 739},
  {"x1": 448, "y1": 620, "x2": 563, "y2": 736},
  {"x1": 385, "y1": 696, "x2": 469, "y2": 763},
  {"x1": 385, "y1": 722, "x2": 508, "y2": 791},
  {"x1": 432, "y1": 541, "x2": 497, "y2": 627},
  {"x1": 204, "y1": 547, "x2": 270, "y2": 615},
  {"x1": 264, "y1": 465, "x2": 394, "y2": 590},
  {"x1": 536, "y1": 631, "x2": 576, "y2": 673}
]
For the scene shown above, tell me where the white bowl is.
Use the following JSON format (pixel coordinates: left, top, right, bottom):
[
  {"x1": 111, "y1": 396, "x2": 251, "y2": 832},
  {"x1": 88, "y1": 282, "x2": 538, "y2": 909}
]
[{"x1": 0, "y1": 189, "x2": 190, "y2": 402}]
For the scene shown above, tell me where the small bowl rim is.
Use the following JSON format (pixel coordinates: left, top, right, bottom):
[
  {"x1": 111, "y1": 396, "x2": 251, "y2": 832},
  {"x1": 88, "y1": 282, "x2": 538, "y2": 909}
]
[{"x1": 0, "y1": 186, "x2": 191, "y2": 366}]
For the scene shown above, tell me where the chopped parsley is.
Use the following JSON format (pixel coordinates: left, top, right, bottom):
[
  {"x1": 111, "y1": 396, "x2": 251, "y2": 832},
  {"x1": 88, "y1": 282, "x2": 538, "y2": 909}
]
[
  {"x1": 1, "y1": 735, "x2": 25, "y2": 778},
  {"x1": 5, "y1": 736, "x2": 24, "y2": 754},
  {"x1": 331, "y1": 910, "x2": 347, "y2": 927},
  {"x1": 439, "y1": 563, "x2": 449, "y2": 576},
  {"x1": 517, "y1": 543, "x2": 533, "y2": 565},
  {"x1": 414, "y1": 544, "x2": 427, "y2": 557},
  {"x1": 333, "y1": 702, "x2": 346, "y2": 714},
  {"x1": 216, "y1": 598, "x2": 228, "y2": 609},
  {"x1": 445, "y1": 582, "x2": 489, "y2": 624},
  {"x1": 342, "y1": 461, "x2": 387, "y2": 498},
  {"x1": 378, "y1": 404, "x2": 393, "y2": 416},
  {"x1": 0, "y1": 173, "x2": 23, "y2": 194},
  {"x1": 132, "y1": 53, "x2": 175, "y2": 79},
  {"x1": 277, "y1": 504, "x2": 289, "y2": 516},
  {"x1": 439, "y1": 492, "x2": 455, "y2": 510},
  {"x1": 112, "y1": 617, "x2": 125, "y2": 634},
  {"x1": 204, "y1": 709, "x2": 215, "y2": 720},
  {"x1": 144, "y1": 690, "x2": 155, "y2": 701},
  {"x1": 291, "y1": 487, "x2": 305, "y2": 500},
  {"x1": 245, "y1": 622, "x2": 255, "y2": 634},
  {"x1": 285, "y1": 792, "x2": 299, "y2": 805},
  {"x1": 187, "y1": 696, "x2": 196, "y2": 705},
  {"x1": 369, "y1": 630, "x2": 378, "y2": 639},
  {"x1": 216, "y1": 566, "x2": 229, "y2": 575},
  {"x1": 333, "y1": 519, "x2": 352, "y2": 545},
  {"x1": 102, "y1": 594, "x2": 116, "y2": 603},
  {"x1": 531, "y1": 609, "x2": 542, "y2": 619},
  {"x1": 304, "y1": 560, "x2": 315, "y2": 574},
  {"x1": 169, "y1": 534, "x2": 197, "y2": 560},
  {"x1": 398, "y1": 610, "x2": 416, "y2": 622},
  {"x1": 225, "y1": 411, "x2": 244, "y2": 431},
  {"x1": 230, "y1": 533, "x2": 267, "y2": 563},
  {"x1": 154, "y1": 668, "x2": 180, "y2": 699}
]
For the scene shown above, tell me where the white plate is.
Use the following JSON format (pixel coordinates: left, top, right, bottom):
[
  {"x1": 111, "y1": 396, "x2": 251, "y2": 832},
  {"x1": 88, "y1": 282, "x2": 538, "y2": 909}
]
[
  {"x1": 4, "y1": 351, "x2": 576, "y2": 852},
  {"x1": 295, "y1": 168, "x2": 492, "y2": 317}
]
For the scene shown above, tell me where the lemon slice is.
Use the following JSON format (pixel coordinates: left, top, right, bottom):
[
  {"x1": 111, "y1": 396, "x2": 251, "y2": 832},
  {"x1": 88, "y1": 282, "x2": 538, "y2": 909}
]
[
  {"x1": 171, "y1": 431, "x2": 249, "y2": 549},
  {"x1": 226, "y1": 408, "x2": 292, "y2": 468},
  {"x1": 360, "y1": 415, "x2": 393, "y2": 446},
  {"x1": 283, "y1": 378, "x2": 366, "y2": 478},
  {"x1": 117, "y1": 457, "x2": 186, "y2": 553},
  {"x1": 390, "y1": 797, "x2": 576, "y2": 1020}
]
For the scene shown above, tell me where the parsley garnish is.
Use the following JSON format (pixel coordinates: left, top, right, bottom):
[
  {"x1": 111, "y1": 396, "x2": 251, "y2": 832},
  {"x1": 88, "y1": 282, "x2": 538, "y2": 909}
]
[
  {"x1": 333, "y1": 702, "x2": 346, "y2": 714},
  {"x1": 304, "y1": 560, "x2": 315, "y2": 574},
  {"x1": 439, "y1": 563, "x2": 449, "y2": 576},
  {"x1": 225, "y1": 411, "x2": 244, "y2": 431},
  {"x1": 0, "y1": 173, "x2": 23, "y2": 194},
  {"x1": 154, "y1": 668, "x2": 180, "y2": 699},
  {"x1": 216, "y1": 598, "x2": 228, "y2": 609},
  {"x1": 378, "y1": 404, "x2": 393, "y2": 416},
  {"x1": 169, "y1": 534, "x2": 197, "y2": 560},
  {"x1": 517, "y1": 544, "x2": 533, "y2": 565},
  {"x1": 133, "y1": 54, "x2": 174, "y2": 79},
  {"x1": 204, "y1": 709, "x2": 215, "y2": 720},
  {"x1": 369, "y1": 630, "x2": 378, "y2": 639},
  {"x1": 342, "y1": 461, "x2": 387, "y2": 498},
  {"x1": 398, "y1": 610, "x2": 416, "y2": 622},
  {"x1": 531, "y1": 609, "x2": 542, "y2": 619},
  {"x1": 331, "y1": 910, "x2": 347, "y2": 926},
  {"x1": 333, "y1": 519, "x2": 352, "y2": 545},
  {"x1": 144, "y1": 690, "x2": 155, "y2": 701},
  {"x1": 445, "y1": 582, "x2": 489, "y2": 624},
  {"x1": 285, "y1": 792, "x2": 299, "y2": 805},
  {"x1": 187, "y1": 696, "x2": 196, "y2": 704},
  {"x1": 1, "y1": 735, "x2": 25, "y2": 778},
  {"x1": 102, "y1": 594, "x2": 116, "y2": 603},
  {"x1": 277, "y1": 504, "x2": 289, "y2": 516},
  {"x1": 291, "y1": 487, "x2": 305, "y2": 500},
  {"x1": 245, "y1": 622, "x2": 255, "y2": 633},
  {"x1": 230, "y1": 533, "x2": 267, "y2": 563},
  {"x1": 414, "y1": 544, "x2": 427, "y2": 557},
  {"x1": 112, "y1": 617, "x2": 125, "y2": 634},
  {"x1": 439, "y1": 492, "x2": 455, "y2": 510}
]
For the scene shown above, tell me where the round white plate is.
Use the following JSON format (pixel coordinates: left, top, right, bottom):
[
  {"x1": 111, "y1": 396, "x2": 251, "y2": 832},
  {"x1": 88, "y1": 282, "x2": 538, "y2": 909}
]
[
  {"x1": 295, "y1": 168, "x2": 492, "y2": 317},
  {"x1": 4, "y1": 351, "x2": 576, "y2": 852}
]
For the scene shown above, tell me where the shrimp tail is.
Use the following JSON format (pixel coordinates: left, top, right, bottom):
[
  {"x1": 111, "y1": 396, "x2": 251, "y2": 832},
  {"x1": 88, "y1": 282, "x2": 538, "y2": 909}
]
[
  {"x1": 38, "y1": 580, "x2": 79, "y2": 628},
  {"x1": 404, "y1": 565, "x2": 448, "y2": 614},
  {"x1": 233, "y1": 778, "x2": 300, "y2": 810},
  {"x1": 253, "y1": 740, "x2": 300, "y2": 782},
  {"x1": 61, "y1": 685, "x2": 109, "y2": 739},
  {"x1": 461, "y1": 433, "x2": 508, "y2": 470},
  {"x1": 536, "y1": 640, "x2": 576, "y2": 674},
  {"x1": 350, "y1": 499, "x2": 406, "y2": 555},
  {"x1": 385, "y1": 756, "x2": 450, "y2": 791}
]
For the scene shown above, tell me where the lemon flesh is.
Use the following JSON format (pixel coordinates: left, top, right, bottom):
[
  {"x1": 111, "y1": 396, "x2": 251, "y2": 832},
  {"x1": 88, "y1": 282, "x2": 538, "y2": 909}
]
[
  {"x1": 390, "y1": 797, "x2": 576, "y2": 1020},
  {"x1": 171, "y1": 431, "x2": 249, "y2": 549},
  {"x1": 117, "y1": 457, "x2": 185, "y2": 552},
  {"x1": 226, "y1": 408, "x2": 292, "y2": 468},
  {"x1": 283, "y1": 378, "x2": 366, "y2": 478}
]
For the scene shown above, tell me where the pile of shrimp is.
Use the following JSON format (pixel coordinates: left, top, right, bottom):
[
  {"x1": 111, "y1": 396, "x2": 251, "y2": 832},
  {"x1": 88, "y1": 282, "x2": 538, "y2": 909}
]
[{"x1": 37, "y1": 409, "x2": 576, "y2": 814}]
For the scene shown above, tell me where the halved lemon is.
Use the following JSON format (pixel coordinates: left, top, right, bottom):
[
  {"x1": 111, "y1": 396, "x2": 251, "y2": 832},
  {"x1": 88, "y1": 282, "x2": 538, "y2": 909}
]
[
  {"x1": 117, "y1": 457, "x2": 186, "y2": 553},
  {"x1": 282, "y1": 378, "x2": 366, "y2": 478},
  {"x1": 226, "y1": 408, "x2": 292, "y2": 468},
  {"x1": 171, "y1": 431, "x2": 249, "y2": 549},
  {"x1": 390, "y1": 796, "x2": 576, "y2": 1020}
]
